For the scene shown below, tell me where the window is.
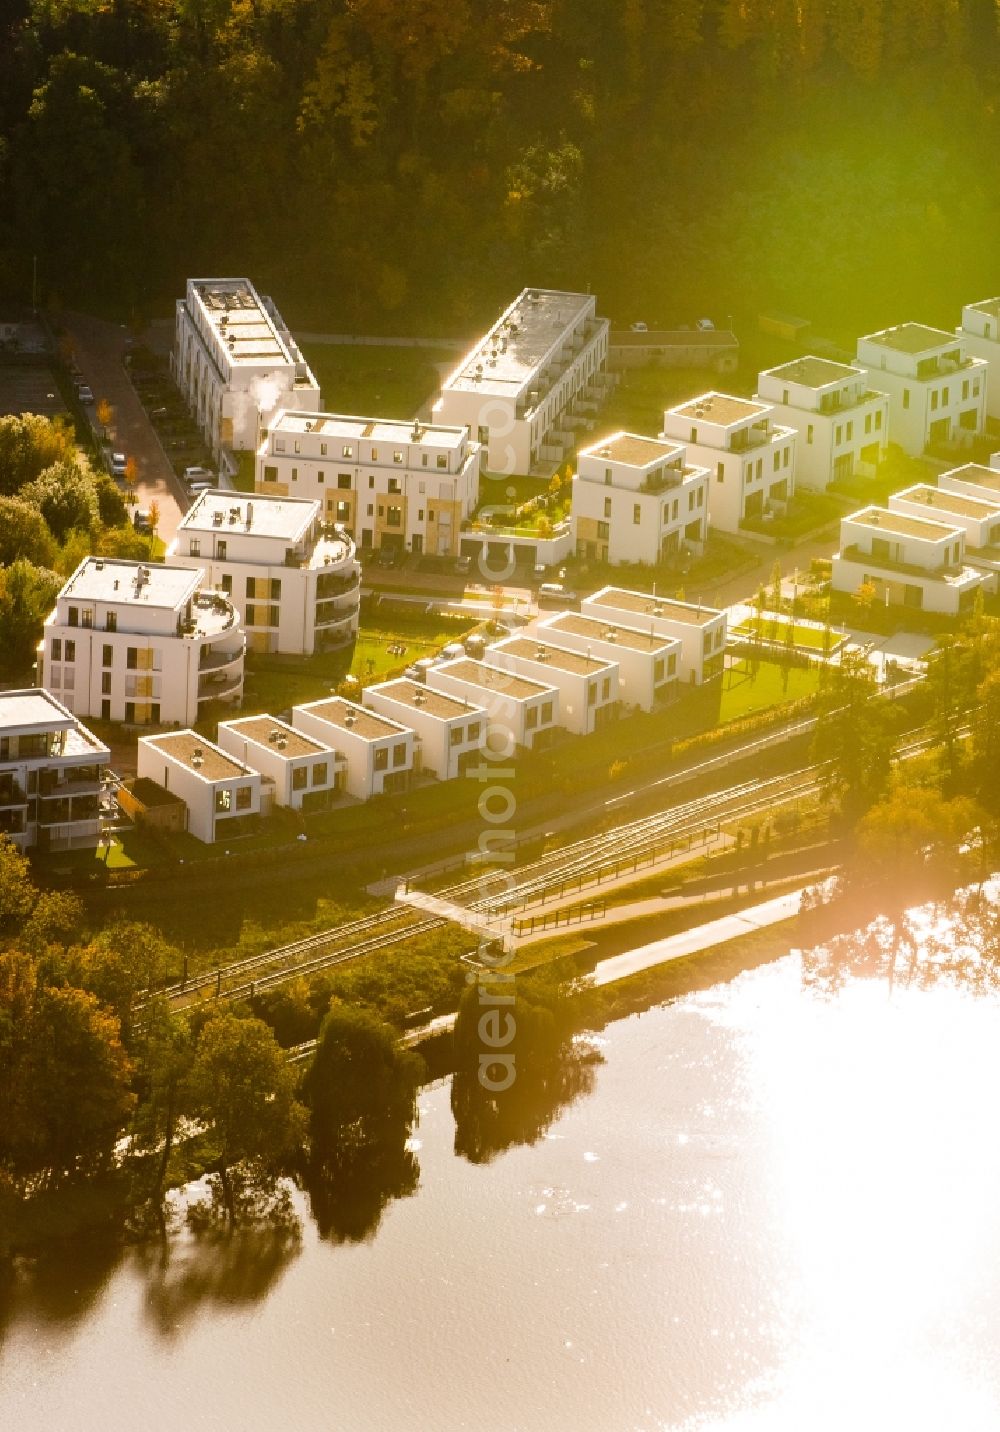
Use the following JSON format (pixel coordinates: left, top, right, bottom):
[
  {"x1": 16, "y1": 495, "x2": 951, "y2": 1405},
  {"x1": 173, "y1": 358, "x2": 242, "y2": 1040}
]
[
  {"x1": 367, "y1": 504, "x2": 374, "y2": 517},
  {"x1": 703, "y1": 633, "x2": 712, "y2": 656},
  {"x1": 217, "y1": 540, "x2": 227, "y2": 560},
  {"x1": 342, "y1": 445, "x2": 353, "y2": 458},
  {"x1": 150, "y1": 703, "x2": 160, "y2": 724},
  {"x1": 68, "y1": 606, "x2": 79, "y2": 627},
  {"x1": 246, "y1": 576, "x2": 256, "y2": 598},
  {"x1": 689, "y1": 426, "x2": 697, "y2": 442},
  {"x1": 190, "y1": 539, "x2": 200, "y2": 557},
  {"x1": 320, "y1": 443, "x2": 328, "y2": 457},
  {"x1": 668, "y1": 652, "x2": 677, "y2": 674},
  {"x1": 807, "y1": 424, "x2": 813, "y2": 444},
  {"x1": 101, "y1": 672, "x2": 111, "y2": 695},
  {"x1": 602, "y1": 678, "x2": 611, "y2": 700},
  {"x1": 422, "y1": 454, "x2": 429, "y2": 468},
  {"x1": 931, "y1": 390, "x2": 939, "y2": 411},
  {"x1": 271, "y1": 578, "x2": 281, "y2": 601},
  {"x1": 388, "y1": 477, "x2": 401, "y2": 494},
  {"x1": 716, "y1": 461, "x2": 725, "y2": 482},
  {"x1": 417, "y1": 509, "x2": 424, "y2": 522},
  {"x1": 875, "y1": 410, "x2": 883, "y2": 430},
  {"x1": 846, "y1": 421, "x2": 853, "y2": 440},
  {"x1": 387, "y1": 506, "x2": 402, "y2": 527},
  {"x1": 633, "y1": 504, "x2": 641, "y2": 524},
  {"x1": 101, "y1": 699, "x2": 111, "y2": 720},
  {"x1": 126, "y1": 648, "x2": 138, "y2": 670},
  {"x1": 338, "y1": 474, "x2": 351, "y2": 490},
  {"x1": 541, "y1": 701, "x2": 553, "y2": 723},
  {"x1": 102, "y1": 644, "x2": 112, "y2": 667},
  {"x1": 291, "y1": 467, "x2": 298, "y2": 481},
  {"x1": 597, "y1": 521, "x2": 610, "y2": 540},
  {"x1": 274, "y1": 438, "x2": 285, "y2": 453},
  {"x1": 835, "y1": 424, "x2": 842, "y2": 444},
  {"x1": 436, "y1": 455, "x2": 448, "y2": 469},
  {"x1": 525, "y1": 705, "x2": 538, "y2": 729},
  {"x1": 374, "y1": 748, "x2": 388, "y2": 772},
  {"x1": 51, "y1": 638, "x2": 62, "y2": 660},
  {"x1": 64, "y1": 640, "x2": 75, "y2": 662},
  {"x1": 215, "y1": 788, "x2": 232, "y2": 813},
  {"x1": 392, "y1": 743, "x2": 407, "y2": 767},
  {"x1": 450, "y1": 727, "x2": 462, "y2": 746},
  {"x1": 264, "y1": 465, "x2": 278, "y2": 481},
  {"x1": 294, "y1": 439, "x2": 301, "y2": 454},
  {"x1": 963, "y1": 379, "x2": 970, "y2": 401},
  {"x1": 865, "y1": 413, "x2": 872, "y2": 434},
  {"x1": 477, "y1": 426, "x2": 489, "y2": 445},
  {"x1": 317, "y1": 472, "x2": 324, "y2": 484},
  {"x1": 587, "y1": 683, "x2": 597, "y2": 706},
  {"x1": 393, "y1": 451, "x2": 403, "y2": 464},
  {"x1": 902, "y1": 389, "x2": 910, "y2": 410},
  {"x1": 370, "y1": 448, "x2": 378, "y2": 462},
  {"x1": 782, "y1": 388, "x2": 789, "y2": 404},
  {"x1": 221, "y1": 573, "x2": 232, "y2": 595},
  {"x1": 783, "y1": 447, "x2": 790, "y2": 468},
  {"x1": 942, "y1": 386, "x2": 950, "y2": 405},
  {"x1": 773, "y1": 450, "x2": 781, "y2": 471},
  {"x1": 368, "y1": 475, "x2": 375, "y2": 488},
  {"x1": 312, "y1": 762, "x2": 328, "y2": 786},
  {"x1": 125, "y1": 701, "x2": 135, "y2": 723},
  {"x1": 292, "y1": 766, "x2": 308, "y2": 791}
]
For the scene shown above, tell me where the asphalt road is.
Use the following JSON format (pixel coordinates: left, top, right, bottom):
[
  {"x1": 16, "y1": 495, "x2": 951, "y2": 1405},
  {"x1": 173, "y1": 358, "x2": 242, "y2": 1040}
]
[{"x1": 62, "y1": 311, "x2": 189, "y2": 544}]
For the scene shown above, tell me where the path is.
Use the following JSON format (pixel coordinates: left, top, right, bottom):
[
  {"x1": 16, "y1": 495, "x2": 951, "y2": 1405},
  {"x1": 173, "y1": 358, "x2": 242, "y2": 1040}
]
[{"x1": 61, "y1": 311, "x2": 189, "y2": 544}]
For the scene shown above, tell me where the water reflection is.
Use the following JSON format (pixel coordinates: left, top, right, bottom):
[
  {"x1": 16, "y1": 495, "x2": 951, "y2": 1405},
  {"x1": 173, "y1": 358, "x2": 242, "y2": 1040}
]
[
  {"x1": 302, "y1": 1138, "x2": 420, "y2": 1244},
  {"x1": 0, "y1": 1235, "x2": 122, "y2": 1344}
]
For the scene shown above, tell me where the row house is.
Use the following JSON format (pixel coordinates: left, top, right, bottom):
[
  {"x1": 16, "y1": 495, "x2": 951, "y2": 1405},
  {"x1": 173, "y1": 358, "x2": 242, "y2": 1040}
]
[
  {"x1": 38, "y1": 558, "x2": 245, "y2": 727},
  {"x1": 362, "y1": 680, "x2": 487, "y2": 781},
  {"x1": 434, "y1": 288, "x2": 610, "y2": 475},
  {"x1": 535, "y1": 612, "x2": 680, "y2": 713},
  {"x1": 580, "y1": 587, "x2": 727, "y2": 685},
  {"x1": 216, "y1": 715, "x2": 344, "y2": 813},
  {"x1": 571, "y1": 432, "x2": 709, "y2": 565},
  {"x1": 426, "y1": 660, "x2": 559, "y2": 750},
  {"x1": 292, "y1": 697, "x2": 415, "y2": 801},
  {"x1": 137, "y1": 731, "x2": 261, "y2": 844},
  {"x1": 166, "y1": 491, "x2": 360, "y2": 656},
  {"x1": 661, "y1": 392, "x2": 797, "y2": 535},
  {"x1": 486, "y1": 636, "x2": 619, "y2": 735},
  {"x1": 258, "y1": 411, "x2": 480, "y2": 557}
]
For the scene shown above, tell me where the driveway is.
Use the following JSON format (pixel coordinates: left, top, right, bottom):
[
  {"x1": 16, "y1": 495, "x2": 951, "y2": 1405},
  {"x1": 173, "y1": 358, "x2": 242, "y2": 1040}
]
[{"x1": 61, "y1": 311, "x2": 189, "y2": 545}]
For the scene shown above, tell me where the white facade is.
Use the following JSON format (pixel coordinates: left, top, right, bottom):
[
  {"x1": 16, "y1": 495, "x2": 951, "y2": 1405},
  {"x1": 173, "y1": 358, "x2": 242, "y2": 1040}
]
[
  {"x1": 165, "y1": 491, "x2": 360, "y2": 656},
  {"x1": 362, "y1": 680, "x2": 487, "y2": 782},
  {"x1": 434, "y1": 288, "x2": 610, "y2": 475},
  {"x1": 661, "y1": 392, "x2": 796, "y2": 534},
  {"x1": 486, "y1": 635, "x2": 619, "y2": 736},
  {"x1": 854, "y1": 323, "x2": 987, "y2": 456},
  {"x1": 258, "y1": 411, "x2": 480, "y2": 557},
  {"x1": 755, "y1": 357, "x2": 889, "y2": 490},
  {"x1": 216, "y1": 715, "x2": 344, "y2": 812},
  {"x1": 172, "y1": 278, "x2": 320, "y2": 460},
  {"x1": 0, "y1": 689, "x2": 109, "y2": 852},
  {"x1": 957, "y1": 299, "x2": 1000, "y2": 422},
  {"x1": 938, "y1": 462, "x2": 1000, "y2": 506},
  {"x1": 426, "y1": 659, "x2": 559, "y2": 750},
  {"x1": 292, "y1": 697, "x2": 415, "y2": 800},
  {"x1": 580, "y1": 586, "x2": 727, "y2": 685},
  {"x1": 889, "y1": 484, "x2": 1000, "y2": 551},
  {"x1": 571, "y1": 432, "x2": 709, "y2": 565},
  {"x1": 137, "y1": 731, "x2": 262, "y2": 844},
  {"x1": 832, "y1": 506, "x2": 986, "y2": 615},
  {"x1": 38, "y1": 558, "x2": 244, "y2": 727},
  {"x1": 535, "y1": 612, "x2": 679, "y2": 713}
]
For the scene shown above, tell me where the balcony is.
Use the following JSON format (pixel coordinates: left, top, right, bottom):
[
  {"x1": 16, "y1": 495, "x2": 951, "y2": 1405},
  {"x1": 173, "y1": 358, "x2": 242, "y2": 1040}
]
[
  {"x1": 197, "y1": 673, "x2": 243, "y2": 703},
  {"x1": 839, "y1": 543, "x2": 962, "y2": 582},
  {"x1": 818, "y1": 388, "x2": 879, "y2": 416},
  {"x1": 730, "y1": 423, "x2": 773, "y2": 453},
  {"x1": 199, "y1": 645, "x2": 243, "y2": 674}
]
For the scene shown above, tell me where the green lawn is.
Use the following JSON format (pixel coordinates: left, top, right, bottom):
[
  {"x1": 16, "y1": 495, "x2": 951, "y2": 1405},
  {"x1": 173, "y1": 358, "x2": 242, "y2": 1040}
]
[
  {"x1": 301, "y1": 344, "x2": 457, "y2": 420},
  {"x1": 733, "y1": 617, "x2": 841, "y2": 652},
  {"x1": 715, "y1": 658, "x2": 821, "y2": 720},
  {"x1": 741, "y1": 490, "x2": 844, "y2": 541}
]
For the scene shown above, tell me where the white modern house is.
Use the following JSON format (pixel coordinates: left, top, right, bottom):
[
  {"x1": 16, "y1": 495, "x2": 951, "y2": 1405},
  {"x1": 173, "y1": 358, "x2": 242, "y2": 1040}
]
[
  {"x1": 831, "y1": 506, "x2": 986, "y2": 615},
  {"x1": 137, "y1": 730, "x2": 262, "y2": 844},
  {"x1": 938, "y1": 462, "x2": 1000, "y2": 505},
  {"x1": 854, "y1": 323, "x2": 987, "y2": 455},
  {"x1": 957, "y1": 299, "x2": 1000, "y2": 422},
  {"x1": 755, "y1": 357, "x2": 889, "y2": 489},
  {"x1": 172, "y1": 278, "x2": 320, "y2": 461},
  {"x1": 486, "y1": 635, "x2": 619, "y2": 735},
  {"x1": 216, "y1": 714, "x2": 344, "y2": 812},
  {"x1": 362, "y1": 680, "x2": 487, "y2": 782},
  {"x1": 165, "y1": 491, "x2": 360, "y2": 656},
  {"x1": 661, "y1": 392, "x2": 796, "y2": 534},
  {"x1": 535, "y1": 612, "x2": 680, "y2": 713},
  {"x1": 433, "y1": 288, "x2": 611, "y2": 475},
  {"x1": 888, "y1": 483, "x2": 1000, "y2": 593},
  {"x1": 580, "y1": 586, "x2": 727, "y2": 684},
  {"x1": 257, "y1": 411, "x2": 481, "y2": 557},
  {"x1": 38, "y1": 558, "x2": 245, "y2": 727},
  {"x1": 571, "y1": 432, "x2": 709, "y2": 565},
  {"x1": 0, "y1": 688, "x2": 109, "y2": 852},
  {"x1": 292, "y1": 696, "x2": 415, "y2": 800},
  {"x1": 426, "y1": 659, "x2": 559, "y2": 750}
]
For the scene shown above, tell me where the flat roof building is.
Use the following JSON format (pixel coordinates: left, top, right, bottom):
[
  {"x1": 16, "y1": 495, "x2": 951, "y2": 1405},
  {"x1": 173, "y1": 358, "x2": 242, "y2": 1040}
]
[
  {"x1": 38, "y1": 557, "x2": 245, "y2": 727},
  {"x1": 832, "y1": 505, "x2": 986, "y2": 615},
  {"x1": 756, "y1": 356, "x2": 889, "y2": 491},
  {"x1": 434, "y1": 288, "x2": 611, "y2": 475},
  {"x1": 0, "y1": 688, "x2": 109, "y2": 852},
  {"x1": 486, "y1": 634, "x2": 619, "y2": 735},
  {"x1": 535, "y1": 611, "x2": 680, "y2": 712},
  {"x1": 292, "y1": 696, "x2": 415, "y2": 801},
  {"x1": 172, "y1": 278, "x2": 320, "y2": 461},
  {"x1": 958, "y1": 299, "x2": 1000, "y2": 422},
  {"x1": 137, "y1": 730, "x2": 262, "y2": 843},
  {"x1": 572, "y1": 431, "x2": 709, "y2": 567},
  {"x1": 580, "y1": 586, "x2": 727, "y2": 683},
  {"x1": 165, "y1": 490, "x2": 360, "y2": 656},
  {"x1": 362, "y1": 679, "x2": 487, "y2": 782},
  {"x1": 854, "y1": 323, "x2": 987, "y2": 456},
  {"x1": 257, "y1": 410, "x2": 481, "y2": 558},
  {"x1": 425, "y1": 659, "x2": 559, "y2": 750}
]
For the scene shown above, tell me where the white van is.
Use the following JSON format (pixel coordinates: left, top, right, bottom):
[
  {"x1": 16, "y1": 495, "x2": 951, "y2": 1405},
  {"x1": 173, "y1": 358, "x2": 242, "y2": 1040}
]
[{"x1": 538, "y1": 583, "x2": 579, "y2": 609}]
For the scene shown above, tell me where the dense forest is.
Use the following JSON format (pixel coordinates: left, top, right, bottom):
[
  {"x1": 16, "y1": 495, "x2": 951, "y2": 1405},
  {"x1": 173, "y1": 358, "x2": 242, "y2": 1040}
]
[{"x1": 1, "y1": 1, "x2": 999, "y2": 344}]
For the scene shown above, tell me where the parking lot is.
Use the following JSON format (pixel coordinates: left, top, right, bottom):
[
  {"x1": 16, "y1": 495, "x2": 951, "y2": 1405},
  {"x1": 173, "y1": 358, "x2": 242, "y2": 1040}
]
[{"x1": 0, "y1": 361, "x2": 68, "y2": 420}]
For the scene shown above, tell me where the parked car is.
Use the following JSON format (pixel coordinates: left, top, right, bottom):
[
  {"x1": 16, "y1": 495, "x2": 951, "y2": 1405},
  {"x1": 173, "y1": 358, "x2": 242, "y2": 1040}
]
[
  {"x1": 187, "y1": 480, "x2": 214, "y2": 497},
  {"x1": 110, "y1": 452, "x2": 128, "y2": 479},
  {"x1": 183, "y1": 465, "x2": 214, "y2": 482},
  {"x1": 538, "y1": 582, "x2": 579, "y2": 609},
  {"x1": 629, "y1": 321, "x2": 648, "y2": 333},
  {"x1": 377, "y1": 546, "x2": 402, "y2": 569},
  {"x1": 696, "y1": 317, "x2": 715, "y2": 331},
  {"x1": 77, "y1": 384, "x2": 94, "y2": 404}
]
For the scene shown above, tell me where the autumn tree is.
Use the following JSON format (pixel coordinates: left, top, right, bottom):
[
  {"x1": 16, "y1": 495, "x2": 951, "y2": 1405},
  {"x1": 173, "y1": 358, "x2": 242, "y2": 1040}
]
[
  {"x1": 0, "y1": 560, "x2": 62, "y2": 677},
  {"x1": 21, "y1": 461, "x2": 99, "y2": 542}
]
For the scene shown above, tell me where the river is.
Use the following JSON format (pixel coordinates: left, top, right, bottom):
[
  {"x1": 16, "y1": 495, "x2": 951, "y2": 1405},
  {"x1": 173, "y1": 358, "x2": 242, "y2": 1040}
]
[{"x1": 4, "y1": 942, "x2": 1000, "y2": 1432}]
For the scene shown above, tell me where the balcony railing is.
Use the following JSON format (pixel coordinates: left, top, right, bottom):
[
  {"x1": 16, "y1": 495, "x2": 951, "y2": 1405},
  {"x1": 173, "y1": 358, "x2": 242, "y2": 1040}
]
[
  {"x1": 197, "y1": 674, "x2": 243, "y2": 702},
  {"x1": 839, "y1": 543, "x2": 962, "y2": 582}
]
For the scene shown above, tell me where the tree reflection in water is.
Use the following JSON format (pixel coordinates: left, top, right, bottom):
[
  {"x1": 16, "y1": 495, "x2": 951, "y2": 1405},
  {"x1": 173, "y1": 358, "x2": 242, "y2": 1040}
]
[{"x1": 451, "y1": 979, "x2": 604, "y2": 1165}]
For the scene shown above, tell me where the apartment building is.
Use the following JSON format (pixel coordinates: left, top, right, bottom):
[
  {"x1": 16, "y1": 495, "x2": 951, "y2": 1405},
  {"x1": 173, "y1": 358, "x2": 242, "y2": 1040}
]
[
  {"x1": 216, "y1": 715, "x2": 344, "y2": 812},
  {"x1": 292, "y1": 697, "x2": 415, "y2": 800},
  {"x1": 535, "y1": 612, "x2": 680, "y2": 713},
  {"x1": 165, "y1": 491, "x2": 360, "y2": 656},
  {"x1": 957, "y1": 299, "x2": 1000, "y2": 422},
  {"x1": 854, "y1": 324, "x2": 987, "y2": 455},
  {"x1": 580, "y1": 587, "x2": 727, "y2": 684},
  {"x1": 38, "y1": 558, "x2": 245, "y2": 727},
  {"x1": 257, "y1": 411, "x2": 480, "y2": 557},
  {"x1": 755, "y1": 357, "x2": 889, "y2": 490},
  {"x1": 486, "y1": 635, "x2": 619, "y2": 735},
  {"x1": 832, "y1": 506, "x2": 986, "y2": 614},
  {"x1": 571, "y1": 432, "x2": 709, "y2": 565},
  {"x1": 661, "y1": 392, "x2": 796, "y2": 534},
  {"x1": 433, "y1": 288, "x2": 610, "y2": 474},
  {"x1": 137, "y1": 730, "x2": 261, "y2": 844},
  {"x1": 172, "y1": 278, "x2": 320, "y2": 460},
  {"x1": 0, "y1": 688, "x2": 109, "y2": 852},
  {"x1": 362, "y1": 680, "x2": 487, "y2": 781},
  {"x1": 426, "y1": 660, "x2": 559, "y2": 750}
]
